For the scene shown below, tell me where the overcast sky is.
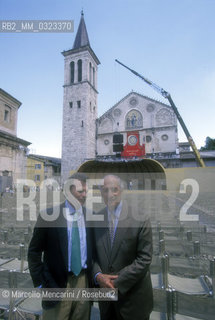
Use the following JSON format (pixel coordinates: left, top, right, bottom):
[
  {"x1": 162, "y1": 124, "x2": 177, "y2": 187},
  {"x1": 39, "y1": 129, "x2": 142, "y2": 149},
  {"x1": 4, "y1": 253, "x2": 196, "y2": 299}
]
[{"x1": 1, "y1": 0, "x2": 215, "y2": 157}]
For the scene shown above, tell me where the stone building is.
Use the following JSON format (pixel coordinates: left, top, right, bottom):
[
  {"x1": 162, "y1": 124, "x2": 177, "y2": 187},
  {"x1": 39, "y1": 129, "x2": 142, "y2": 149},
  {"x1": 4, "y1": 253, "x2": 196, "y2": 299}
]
[
  {"x1": 26, "y1": 155, "x2": 45, "y2": 189},
  {"x1": 35, "y1": 155, "x2": 61, "y2": 182},
  {"x1": 61, "y1": 11, "x2": 100, "y2": 181},
  {"x1": 26, "y1": 154, "x2": 61, "y2": 188},
  {"x1": 61, "y1": 13, "x2": 179, "y2": 179},
  {"x1": 0, "y1": 88, "x2": 31, "y2": 191},
  {"x1": 97, "y1": 91, "x2": 178, "y2": 159}
]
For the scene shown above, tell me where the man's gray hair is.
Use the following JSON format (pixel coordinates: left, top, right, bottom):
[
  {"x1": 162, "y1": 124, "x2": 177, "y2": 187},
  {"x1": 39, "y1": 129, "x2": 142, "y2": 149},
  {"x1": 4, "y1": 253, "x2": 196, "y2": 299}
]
[{"x1": 102, "y1": 174, "x2": 126, "y2": 190}]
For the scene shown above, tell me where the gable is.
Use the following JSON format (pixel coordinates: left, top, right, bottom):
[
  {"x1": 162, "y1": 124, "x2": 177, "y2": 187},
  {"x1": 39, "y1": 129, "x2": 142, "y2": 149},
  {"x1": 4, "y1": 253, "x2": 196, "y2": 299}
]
[{"x1": 97, "y1": 92, "x2": 176, "y2": 134}]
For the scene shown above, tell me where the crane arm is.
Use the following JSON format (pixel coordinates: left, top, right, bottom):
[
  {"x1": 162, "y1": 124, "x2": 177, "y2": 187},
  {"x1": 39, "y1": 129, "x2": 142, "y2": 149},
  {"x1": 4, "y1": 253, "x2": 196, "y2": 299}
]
[
  {"x1": 115, "y1": 59, "x2": 169, "y2": 98},
  {"x1": 115, "y1": 59, "x2": 205, "y2": 168}
]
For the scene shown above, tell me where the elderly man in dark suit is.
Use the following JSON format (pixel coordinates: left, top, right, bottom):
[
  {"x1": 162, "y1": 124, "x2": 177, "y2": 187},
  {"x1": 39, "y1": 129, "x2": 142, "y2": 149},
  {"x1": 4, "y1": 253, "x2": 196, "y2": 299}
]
[
  {"x1": 93, "y1": 174, "x2": 153, "y2": 320},
  {"x1": 28, "y1": 173, "x2": 92, "y2": 320}
]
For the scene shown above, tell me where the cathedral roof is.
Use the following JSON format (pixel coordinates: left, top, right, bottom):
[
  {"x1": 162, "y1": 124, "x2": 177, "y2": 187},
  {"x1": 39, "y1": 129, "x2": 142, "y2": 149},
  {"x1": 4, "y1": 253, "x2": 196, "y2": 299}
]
[
  {"x1": 98, "y1": 91, "x2": 171, "y2": 122},
  {"x1": 73, "y1": 11, "x2": 90, "y2": 49}
]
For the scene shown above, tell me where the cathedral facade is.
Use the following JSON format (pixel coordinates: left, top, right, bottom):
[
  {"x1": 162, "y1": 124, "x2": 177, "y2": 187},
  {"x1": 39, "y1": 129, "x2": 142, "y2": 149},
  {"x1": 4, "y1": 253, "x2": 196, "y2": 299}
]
[
  {"x1": 61, "y1": 13, "x2": 178, "y2": 180},
  {"x1": 97, "y1": 91, "x2": 178, "y2": 158}
]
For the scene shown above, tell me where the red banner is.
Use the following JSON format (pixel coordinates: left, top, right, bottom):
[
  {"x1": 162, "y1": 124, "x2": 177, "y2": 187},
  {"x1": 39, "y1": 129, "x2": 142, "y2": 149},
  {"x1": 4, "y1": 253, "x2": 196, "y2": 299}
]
[{"x1": 121, "y1": 131, "x2": 145, "y2": 157}]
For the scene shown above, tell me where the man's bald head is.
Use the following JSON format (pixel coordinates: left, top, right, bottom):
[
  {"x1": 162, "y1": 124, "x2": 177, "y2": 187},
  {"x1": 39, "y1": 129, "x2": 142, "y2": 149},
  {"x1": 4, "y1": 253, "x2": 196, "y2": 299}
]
[{"x1": 101, "y1": 175, "x2": 123, "y2": 210}]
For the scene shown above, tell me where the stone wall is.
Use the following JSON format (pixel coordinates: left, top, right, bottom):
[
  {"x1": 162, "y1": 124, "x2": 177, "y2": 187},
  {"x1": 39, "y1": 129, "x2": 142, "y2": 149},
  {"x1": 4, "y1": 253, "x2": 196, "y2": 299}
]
[{"x1": 61, "y1": 49, "x2": 98, "y2": 181}]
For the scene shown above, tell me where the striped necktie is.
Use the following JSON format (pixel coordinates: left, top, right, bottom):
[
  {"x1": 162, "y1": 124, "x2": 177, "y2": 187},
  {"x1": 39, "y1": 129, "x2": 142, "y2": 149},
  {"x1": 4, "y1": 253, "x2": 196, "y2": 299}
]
[{"x1": 109, "y1": 212, "x2": 115, "y2": 247}]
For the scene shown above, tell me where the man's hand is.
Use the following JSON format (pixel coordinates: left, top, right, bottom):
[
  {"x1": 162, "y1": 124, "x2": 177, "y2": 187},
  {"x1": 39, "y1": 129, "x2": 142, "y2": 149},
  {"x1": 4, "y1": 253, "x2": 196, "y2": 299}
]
[{"x1": 96, "y1": 273, "x2": 118, "y2": 288}]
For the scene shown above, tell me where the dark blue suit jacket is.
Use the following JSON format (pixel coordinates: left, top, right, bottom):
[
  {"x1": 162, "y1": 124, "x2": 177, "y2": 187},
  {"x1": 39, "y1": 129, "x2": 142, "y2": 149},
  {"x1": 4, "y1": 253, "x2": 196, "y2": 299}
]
[{"x1": 28, "y1": 202, "x2": 93, "y2": 309}]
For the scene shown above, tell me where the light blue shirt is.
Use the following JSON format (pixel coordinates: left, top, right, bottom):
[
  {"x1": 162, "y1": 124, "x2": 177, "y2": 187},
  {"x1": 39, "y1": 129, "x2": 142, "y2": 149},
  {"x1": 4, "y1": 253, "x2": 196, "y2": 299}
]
[
  {"x1": 65, "y1": 200, "x2": 87, "y2": 271},
  {"x1": 107, "y1": 200, "x2": 122, "y2": 238}
]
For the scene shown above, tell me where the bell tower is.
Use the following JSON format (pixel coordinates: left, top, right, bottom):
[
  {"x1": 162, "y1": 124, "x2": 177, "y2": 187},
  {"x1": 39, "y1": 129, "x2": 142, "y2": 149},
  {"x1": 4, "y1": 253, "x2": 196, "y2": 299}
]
[{"x1": 61, "y1": 12, "x2": 100, "y2": 181}]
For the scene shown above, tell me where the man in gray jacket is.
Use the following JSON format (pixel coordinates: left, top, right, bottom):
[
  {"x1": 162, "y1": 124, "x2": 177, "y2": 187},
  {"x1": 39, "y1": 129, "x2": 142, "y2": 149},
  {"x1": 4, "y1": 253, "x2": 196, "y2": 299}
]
[{"x1": 93, "y1": 174, "x2": 153, "y2": 320}]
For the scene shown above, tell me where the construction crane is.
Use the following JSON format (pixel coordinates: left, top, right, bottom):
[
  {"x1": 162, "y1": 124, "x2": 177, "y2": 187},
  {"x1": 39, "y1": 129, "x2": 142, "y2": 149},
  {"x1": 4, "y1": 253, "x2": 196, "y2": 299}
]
[{"x1": 115, "y1": 59, "x2": 205, "y2": 168}]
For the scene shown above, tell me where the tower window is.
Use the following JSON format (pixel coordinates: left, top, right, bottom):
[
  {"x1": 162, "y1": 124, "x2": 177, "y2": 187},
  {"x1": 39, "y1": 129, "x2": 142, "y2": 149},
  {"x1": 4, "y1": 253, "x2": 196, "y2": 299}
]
[
  {"x1": 4, "y1": 105, "x2": 11, "y2": 123},
  {"x1": 69, "y1": 102, "x2": 73, "y2": 108},
  {"x1": 81, "y1": 120, "x2": 84, "y2": 127},
  {"x1": 93, "y1": 67, "x2": 95, "y2": 86},
  {"x1": 77, "y1": 101, "x2": 81, "y2": 108},
  {"x1": 89, "y1": 62, "x2": 92, "y2": 83},
  {"x1": 4, "y1": 110, "x2": 9, "y2": 122},
  {"x1": 70, "y1": 61, "x2": 75, "y2": 83},
  {"x1": 78, "y1": 59, "x2": 82, "y2": 82}
]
